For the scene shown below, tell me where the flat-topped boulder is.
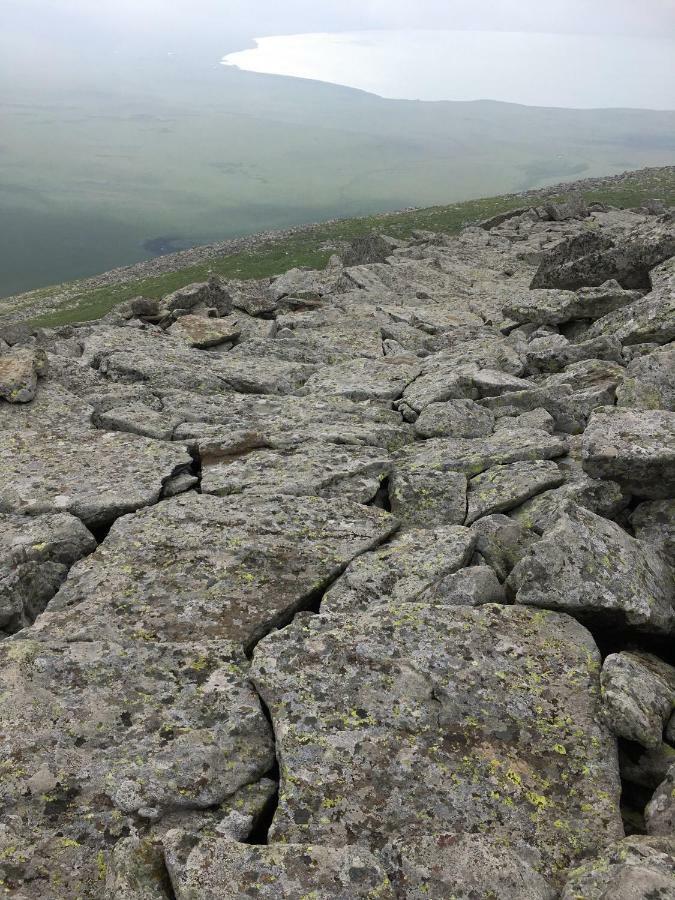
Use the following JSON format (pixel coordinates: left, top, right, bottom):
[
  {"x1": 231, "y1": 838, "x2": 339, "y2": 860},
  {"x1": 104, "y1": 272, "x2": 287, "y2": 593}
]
[
  {"x1": 509, "y1": 504, "x2": 675, "y2": 635},
  {"x1": 34, "y1": 492, "x2": 397, "y2": 651},
  {"x1": 252, "y1": 603, "x2": 622, "y2": 885},
  {"x1": 561, "y1": 836, "x2": 675, "y2": 900},
  {"x1": 0, "y1": 638, "x2": 273, "y2": 897},
  {"x1": 0, "y1": 428, "x2": 192, "y2": 527},
  {"x1": 303, "y1": 356, "x2": 420, "y2": 402},
  {"x1": 201, "y1": 441, "x2": 391, "y2": 504},
  {"x1": 582, "y1": 406, "x2": 675, "y2": 499},
  {"x1": 617, "y1": 343, "x2": 674, "y2": 411},
  {"x1": 167, "y1": 313, "x2": 241, "y2": 348}
]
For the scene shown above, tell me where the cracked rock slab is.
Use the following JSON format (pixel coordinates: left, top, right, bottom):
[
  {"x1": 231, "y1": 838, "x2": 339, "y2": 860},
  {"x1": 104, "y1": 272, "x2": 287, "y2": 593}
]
[
  {"x1": 509, "y1": 472, "x2": 627, "y2": 535},
  {"x1": 394, "y1": 428, "x2": 567, "y2": 479},
  {"x1": 509, "y1": 504, "x2": 675, "y2": 635},
  {"x1": 0, "y1": 638, "x2": 273, "y2": 898},
  {"x1": 389, "y1": 467, "x2": 467, "y2": 527},
  {"x1": 600, "y1": 652, "x2": 675, "y2": 748},
  {"x1": 163, "y1": 833, "x2": 394, "y2": 900},
  {"x1": 35, "y1": 492, "x2": 397, "y2": 650},
  {"x1": 465, "y1": 460, "x2": 565, "y2": 525},
  {"x1": 322, "y1": 525, "x2": 476, "y2": 616},
  {"x1": 0, "y1": 429, "x2": 192, "y2": 527},
  {"x1": 582, "y1": 406, "x2": 675, "y2": 499},
  {"x1": 303, "y1": 356, "x2": 420, "y2": 402},
  {"x1": 200, "y1": 442, "x2": 391, "y2": 504},
  {"x1": 631, "y1": 499, "x2": 675, "y2": 562},
  {"x1": 470, "y1": 514, "x2": 539, "y2": 580},
  {"x1": 252, "y1": 603, "x2": 622, "y2": 885},
  {"x1": 0, "y1": 512, "x2": 96, "y2": 633}
]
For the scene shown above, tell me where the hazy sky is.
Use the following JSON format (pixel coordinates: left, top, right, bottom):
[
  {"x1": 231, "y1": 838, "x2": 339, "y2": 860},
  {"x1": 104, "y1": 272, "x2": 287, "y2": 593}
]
[{"x1": 4, "y1": 0, "x2": 675, "y2": 44}]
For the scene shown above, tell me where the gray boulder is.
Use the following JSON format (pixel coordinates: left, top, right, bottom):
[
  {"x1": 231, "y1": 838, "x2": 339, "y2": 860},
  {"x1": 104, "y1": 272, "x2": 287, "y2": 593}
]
[
  {"x1": 416, "y1": 563, "x2": 506, "y2": 605},
  {"x1": 322, "y1": 525, "x2": 475, "y2": 616},
  {"x1": 303, "y1": 356, "x2": 420, "y2": 402},
  {"x1": 159, "y1": 277, "x2": 232, "y2": 317},
  {"x1": 470, "y1": 513, "x2": 539, "y2": 580},
  {"x1": 560, "y1": 836, "x2": 675, "y2": 900},
  {"x1": 631, "y1": 499, "x2": 675, "y2": 562},
  {"x1": 523, "y1": 334, "x2": 623, "y2": 374},
  {"x1": 163, "y1": 833, "x2": 394, "y2": 899},
  {"x1": 200, "y1": 442, "x2": 391, "y2": 504},
  {"x1": 0, "y1": 347, "x2": 47, "y2": 403},
  {"x1": 645, "y1": 765, "x2": 675, "y2": 836},
  {"x1": 0, "y1": 512, "x2": 96, "y2": 633},
  {"x1": 508, "y1": 504, "x2": 675, "y2": 635},
  {"x1": 582, "y1": 406, "x2": 675, "y2": 499},
  {"x1": 381, "y1": 833, "x2": 555, "y2": 899},
  {"x1": 479, "y1": 384, "x2": 585, "y2": 433},
  {"x1": 509, "y1": 473, "x2": 627, "y2": 535},
  {"x1": 167, "y1": 313, "x2": 241, "y2": 348},
  {"x1": 617, "y1": 344, "x2": 675, "y2": 411},
  {"x1": 389, "y1": 467, "x2": 468, "y2": 527},
  {"x1": 0, "y1": 638, "x2": 273, "y2": 897},
  {"x1": 34, "y1": 492, "x2": 396, "y2": 651},
  {"x1": 465, "y1": 460, "x2": 564, "y2": 525},
  {"x1": 0, "y1": 429, "x2": 193, "y2": 527},
  {"x1": 601, "y1": 652, "x2": 675, "y2": 748},
  {"x1": 252, "y1": 602, "x2": 622, "y2": 885},
  {"x1": 414, "y1": 398, "x2": 495, "y2": 438}
]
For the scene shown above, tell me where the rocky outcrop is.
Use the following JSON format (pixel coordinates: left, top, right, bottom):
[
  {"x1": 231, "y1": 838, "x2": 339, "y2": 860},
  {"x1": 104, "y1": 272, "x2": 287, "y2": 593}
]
[{"x1": 1, "y1": 195, "x2": 674, "y2": 897}]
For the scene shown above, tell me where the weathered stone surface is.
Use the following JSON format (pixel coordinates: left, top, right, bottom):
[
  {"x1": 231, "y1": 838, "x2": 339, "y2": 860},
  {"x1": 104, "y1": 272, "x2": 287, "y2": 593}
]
[
  {"x1": 0, "y1": 429, "x2": 192, "y2": 527},
  {"x1": 508, "y1": 280, "x2": 641, "y2": 327},
  {"x1": 479, "y1": 384, "x2": 586, "y2": 433},
  {"x1": 159, "y1": 277, "x2": 232, "y2": 317},
  {"x1": 389, "y1": 467, "x2": 468, "y2": 527},
  {"x1": 322, "y1": 525, "x2": 475, "y2": 615},
  {"x1": 105, "y1": 837, "x2": 168, "y2": 900},
  {"x1": 465, "y1": 460, "x2": 564, "y2": 525},
  {"x1": 494, "y1": 407, "x2": 555, "y2": 433},
  {"x1": 0, "y1": 638, "x2": 273, "y2": 897},
  {"x1": 540, "y1": 357, "x2": 625, "y2": 416},
  {"x1": 200, "y1": 442, "x2": 391, "y2": 504},
  {"x1": 416, "y1": 563, "x2": 506, "y2": 605},
  {"x1": 470, "y1": 513, "x2": 538, "y2": 580},
  {"x1": 631, "y1": 499, "x2": 675, "y2": 562},
  {"x1": 394, "y1": 428, "x2": 567, "y2": 482},
  {"x1": 163, "y1": 833, "x2": 394, "y2": 899},
  {"x1": 0, "y1": 512, "x2": 96, "y2": 633},
  {"x1": 582, "y1": 406, "x2": 675, "y2": 499},
  {"x1": 0, "y1": 380, "x2": 94, "y2": 432},
  {"x1": 560, "y1": 836, "x2": 675, "y2": 900},
  {"x1": 524, "y1": 334, "x2": 624, "y2": 374},
  {"x1": 35, "y1": 492, "x2": 396, "y2": 650},
  {"x1": 532, "y1": 225, "x2": 675, "y2": 290},
  {"x1": 167, "y1": 313, "x2": 241, "y2": 348},
  {"x1": 381, "y1": 833, "x2": 555, "y2": 900},
  {"x1": 601, "y1": 652, "x2": 675, "y2": 748},
  {"x1": 586, "y1": 257, "x2": 675, "y2": 345},
  {"x1": 645, "y1": 765, "x2": 675, "y2": 836},
  {"x1": 509, "y1": 504, "x2": 675, "y2": 635},
  {"x1": 0, "y1": 347, "x2": 47, "y2": 403},
  {"x1": 252, "y1": 603, "x2": 622, "y2": 884},
  {"x1": 509, "y1": 472, "x2": 627, "y2": 534},
  {"x1": 414, "y1": 398, "x2": 495, "y2": 438},
  {"x1": 617, "y1": 344, "x2": 675, "y2": 411},
  {"x1": 303, "y1": 356, "x2": 420, "y2": 402}
]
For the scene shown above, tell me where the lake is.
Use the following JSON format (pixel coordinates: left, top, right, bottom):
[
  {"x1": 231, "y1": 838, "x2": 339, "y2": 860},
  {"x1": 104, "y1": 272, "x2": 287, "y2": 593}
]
[{"x1": 223, "y1": 29, "x2": 675, "y2": 110}]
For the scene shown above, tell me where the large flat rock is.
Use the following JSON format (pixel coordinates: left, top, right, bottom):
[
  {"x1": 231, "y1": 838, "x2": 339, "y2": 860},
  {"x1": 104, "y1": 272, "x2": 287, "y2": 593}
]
[
  {"x1": 582, "y1": 406, "x2": 675, "y2": 499},
  {"x1": 200, "y1": 442, "x2": 391, "y2": 504},
  {"x1": 34, "y1": 492, "x2": 397, "y2": 651},
  {"x1": 0, "y1": 638, "x2": 273, "y2": 897},
  {"x1": 252, "y1": 603, "x2": 622, "y2": 885},
  {"x1": 0, "y1": 428, "x2": 192, "y2": 527}
]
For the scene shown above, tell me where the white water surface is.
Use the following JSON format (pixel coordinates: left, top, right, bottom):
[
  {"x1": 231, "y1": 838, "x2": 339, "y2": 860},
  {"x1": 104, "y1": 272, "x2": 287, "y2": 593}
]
[{"x1": 223, "y1": 29, "x2": 675, "y2": 110}]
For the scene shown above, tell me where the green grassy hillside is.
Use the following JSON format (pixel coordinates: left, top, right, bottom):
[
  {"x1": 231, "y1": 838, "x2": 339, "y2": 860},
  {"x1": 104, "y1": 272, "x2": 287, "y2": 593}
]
[{"x1": 13, "y1": 166, "x2": 673, "y2": 329}]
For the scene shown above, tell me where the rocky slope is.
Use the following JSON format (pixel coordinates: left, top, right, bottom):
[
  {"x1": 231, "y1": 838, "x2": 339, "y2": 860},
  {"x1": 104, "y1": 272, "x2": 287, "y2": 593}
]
[{"x1": 0, "y1": 194, "x2": 674, "y2": 898}]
